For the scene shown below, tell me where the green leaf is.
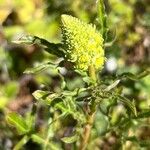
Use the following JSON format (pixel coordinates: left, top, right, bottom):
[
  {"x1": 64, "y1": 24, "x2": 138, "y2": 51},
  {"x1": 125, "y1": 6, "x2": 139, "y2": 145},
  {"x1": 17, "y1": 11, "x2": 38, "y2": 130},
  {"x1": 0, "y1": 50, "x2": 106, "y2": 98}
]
[
  {"x1": 55, "y1": 102, "x2": 70, "y2": 113},
  {"x1": 75, "y1": 69, "x2": 88, "y2": 77},
  {"x1": 83, "y1": 76, "x2": 94, "y2": 85},
  {"x1": 33, "y1": 90, "x2": 50, "y2": 100},
  {"x1": 104, "y1": 80, "x2": 120, "y2": 91},
  {"x1": 118, "y1": 69, "x2": 150, "y2": 81},
  {"x1": 12, "y1": 35, "x2": 36, "y2": 44},
  {"x1": 118, "y1": 72, "x2": 137, "y2": 80},
  {"x1": 55, "y1": 98, "x2": 86, "y2": 124},
  {"x1": 24, "y1": 61, "x2": 57, "y2": 74},
  {"x1": 97, "y1": 0, "x2": 108, "y2": 40},
  {"x1": 6, "y1": 113, "x2": 29, "y2": 134},
  {"x1": 62, "y1": 89, "x2": 81, "y2": 97},
  {"x1": 34, "y1": 89, "x2": 86, "y2": 123},
  {"x1": 13, "y1": 135, "x2": 29, "y2": 150},
  {"x1": 61, "y1": 134, "x2": 79, "y2": 144},
  {"x1": 118, "y1": 96, "x2": 137, "y2": 116},
  {"x1": 33, "y1": 90, "x2": 61, "y2": 105},
  {"x1": 138, "y1": 69, "x2": 150, "y2": 79},
  {"x1": 13, "y1": 35, "x2": 65, "y2": 57}
]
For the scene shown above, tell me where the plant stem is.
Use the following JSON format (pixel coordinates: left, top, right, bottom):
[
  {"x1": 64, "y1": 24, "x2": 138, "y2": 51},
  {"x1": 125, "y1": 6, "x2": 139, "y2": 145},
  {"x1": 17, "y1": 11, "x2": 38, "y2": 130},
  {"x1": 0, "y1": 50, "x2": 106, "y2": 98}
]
[
  {"x1": 88, "y1": 65, "x2": 97, "y2": 83},
  {"x1": 79, "y1": 112, "x2": 96, "y2": 150},
  {"x1": 79, "y1": 65, "x2": 97, "y2": 150}
]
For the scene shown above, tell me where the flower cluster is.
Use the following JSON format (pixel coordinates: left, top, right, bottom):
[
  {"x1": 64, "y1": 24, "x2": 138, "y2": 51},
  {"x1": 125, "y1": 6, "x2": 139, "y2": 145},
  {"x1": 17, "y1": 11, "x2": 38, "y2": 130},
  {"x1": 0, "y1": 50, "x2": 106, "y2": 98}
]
[{"x1": 61, "y1": 14, "x2": 105, "y2": 71}]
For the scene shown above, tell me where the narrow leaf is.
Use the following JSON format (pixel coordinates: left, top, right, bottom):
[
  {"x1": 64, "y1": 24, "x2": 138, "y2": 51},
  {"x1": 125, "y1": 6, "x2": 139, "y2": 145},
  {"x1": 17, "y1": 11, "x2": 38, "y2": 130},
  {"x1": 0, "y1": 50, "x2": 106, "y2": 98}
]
[
  {"x1": 61, "y1": 134, "x2": 79, "y2": 144},
  {"x1": 138, "y1": 69, "x2": 150, "y2": 79},
  {"x1": 12, "y1": 35, "x2": 36, "y2": 44},
  {"x1": 104, "y1": 80, "x2": 120, "y2": 91},
  {"x1": 24, "y1": 61, "x2": 56, "y2": 74},
  {"x1": 118, "y1": 69, "x2": 150, "y2": 81},
  {"x1": 97, "y1": 0, "x2": 108, "y2": 40},
  {"x1": 6, "y1": 113, "x2": 29, "y2": 134},
  {"x1": 118, "y1": 96, "x2": 137, "y2": 116},
  {"x1": 33, "y1": 90, "x2": 61, "y2": 105},
  {"x1": 13, "y1": 35, "x2": 65, "y2": 57},
  {"x1": 118, "y1": 72, "x2": 138, "y2": 81}
]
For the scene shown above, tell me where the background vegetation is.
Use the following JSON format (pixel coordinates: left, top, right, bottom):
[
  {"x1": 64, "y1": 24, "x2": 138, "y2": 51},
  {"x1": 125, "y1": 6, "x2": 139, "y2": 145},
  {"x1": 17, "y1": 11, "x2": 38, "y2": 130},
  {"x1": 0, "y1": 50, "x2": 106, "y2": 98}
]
[{"x1": 0, "y1": 0, "x2": 150, "y2": 149}]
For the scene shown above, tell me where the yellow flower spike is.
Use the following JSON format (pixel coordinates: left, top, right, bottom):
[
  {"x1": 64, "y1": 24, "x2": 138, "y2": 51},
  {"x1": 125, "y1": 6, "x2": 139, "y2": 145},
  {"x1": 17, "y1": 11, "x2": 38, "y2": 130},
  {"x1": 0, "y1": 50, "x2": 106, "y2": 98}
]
[{"x1": 61, "y1": 14, "x2": 105, "y2": 71}]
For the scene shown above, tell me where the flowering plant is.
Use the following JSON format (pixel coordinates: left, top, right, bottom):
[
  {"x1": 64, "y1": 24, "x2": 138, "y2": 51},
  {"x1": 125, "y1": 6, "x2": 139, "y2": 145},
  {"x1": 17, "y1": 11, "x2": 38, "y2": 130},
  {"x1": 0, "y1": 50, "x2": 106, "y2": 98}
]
[{"x1": 6, "y1": 0, "x2": 150, "y2": 150}]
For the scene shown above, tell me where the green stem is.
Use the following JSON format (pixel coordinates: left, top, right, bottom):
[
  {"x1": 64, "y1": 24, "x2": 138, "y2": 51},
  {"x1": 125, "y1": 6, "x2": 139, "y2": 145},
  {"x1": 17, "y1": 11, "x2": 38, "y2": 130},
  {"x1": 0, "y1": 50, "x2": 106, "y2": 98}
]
[
  {"x1": 88, "y1": 65, "x2": 97, "y2": 83},
  {"x1": 79, "y1": 65, "x2": 97, "y2": 150}
]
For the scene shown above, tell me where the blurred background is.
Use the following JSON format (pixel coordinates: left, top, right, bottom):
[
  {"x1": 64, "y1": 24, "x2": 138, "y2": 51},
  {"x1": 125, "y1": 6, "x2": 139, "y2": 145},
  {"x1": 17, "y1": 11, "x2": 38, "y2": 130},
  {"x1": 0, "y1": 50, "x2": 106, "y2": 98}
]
[{"x1": 0, "y1": 0, "x2": 150, "y2": 149}]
